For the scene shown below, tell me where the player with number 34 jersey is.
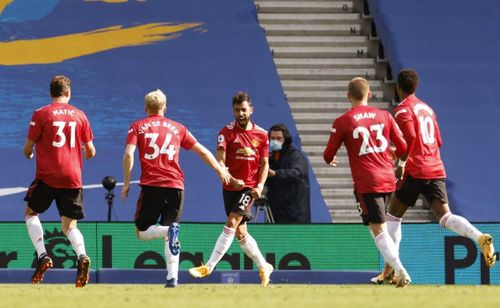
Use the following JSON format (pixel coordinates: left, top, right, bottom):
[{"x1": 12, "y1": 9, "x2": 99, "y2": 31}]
[{"x1": 125, "y1": 113, "x2": 196, "y2": 189}]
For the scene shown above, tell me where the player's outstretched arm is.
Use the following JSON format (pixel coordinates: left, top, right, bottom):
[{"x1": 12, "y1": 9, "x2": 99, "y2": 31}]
[
  {"x1": 191, "y1": 142, "x2": 230, "y2": 185},
  {"x1": 23, "y1": 138, "x2": 35, "y2": 159},
  {"x1": 216, "y1": 148, "x2": 244, "y2": 188},
  {"x1": 121, "y1": 144, "x2": 136, "y2": 202}
]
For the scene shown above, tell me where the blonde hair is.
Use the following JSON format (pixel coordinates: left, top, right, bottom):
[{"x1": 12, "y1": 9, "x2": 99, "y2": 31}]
[
  {"x1": 348, "y1": 77, "x2": 370, "y2": 102},
  {"x1": 145, "y1": 89, "x2": 166, "y2": 113}
]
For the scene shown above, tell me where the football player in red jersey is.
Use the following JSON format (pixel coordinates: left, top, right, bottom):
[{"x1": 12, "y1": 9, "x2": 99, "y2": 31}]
[
  {"x1": 23, "y1": 75, "x2": 96, "y2": 287},
  {"x1": 323, "y1": 77, "x2": 411, "y2": 287},
  {"x1": 373, "y1": 69, "x2": 497, "y2": 284},
  {"x1": 189, "y1": 91, "x2": 274, "y2": 286},
  {"x1": 120, "y1": 89, "x2": 230, "y2": 288}
]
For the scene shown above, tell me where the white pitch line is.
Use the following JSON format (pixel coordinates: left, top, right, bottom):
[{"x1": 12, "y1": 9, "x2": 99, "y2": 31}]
[{"x1": 0, "y1": 180, "x2": 140, "y2": 197}]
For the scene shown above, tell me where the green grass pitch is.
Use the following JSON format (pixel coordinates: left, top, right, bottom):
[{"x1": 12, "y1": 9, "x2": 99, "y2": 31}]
[{"x1": 2, "y1": 284, "x2": 500, "y2": 308}]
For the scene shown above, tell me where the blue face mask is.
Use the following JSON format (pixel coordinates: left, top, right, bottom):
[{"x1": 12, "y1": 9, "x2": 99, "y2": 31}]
[{"x1": 269, "y1": 140, "x2": 283, "y2": 152}]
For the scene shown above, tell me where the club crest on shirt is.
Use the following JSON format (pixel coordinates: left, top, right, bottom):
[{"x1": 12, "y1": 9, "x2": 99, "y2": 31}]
[{"x1": 251, "y1": 139, "x2": 260, "y2": 147}]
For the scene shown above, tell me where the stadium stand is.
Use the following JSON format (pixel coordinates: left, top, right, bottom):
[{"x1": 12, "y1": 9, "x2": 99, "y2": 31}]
[
  {"x1": 256, "y1": 0, "x2": 432, "y2": 222},
  {"x1": 0, "y1": 0, "x2": 330, "y2": 222},
  {"x1": 367, "y1": 0, "x2": 500, "y2": 222}
]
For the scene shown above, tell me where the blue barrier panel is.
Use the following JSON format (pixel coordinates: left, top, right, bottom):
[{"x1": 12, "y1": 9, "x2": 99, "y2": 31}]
[
  {"x1": 367, "y1": 0, "x2": 500, "y2": 222},
  {"x1": 0, "y1": 0, "x2": 330, "y2": 222}
]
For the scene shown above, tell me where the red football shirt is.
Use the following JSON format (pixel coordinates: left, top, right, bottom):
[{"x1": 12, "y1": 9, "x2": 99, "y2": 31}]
[
  {"x1": 217, "y1": 121, "x2": 269, "y2": 191},
  {"x1": 27, "y1": 102, "x2": 93, "y2": 188},
  {"x1": 126, "y1": 115, "x2": 197, "y2": 189},
  {"x1": 393, "y1": 95, "x2": 446, "y2": 179},
  {"x1": 323, "y1": 105, "x2": 407, "y2": 194}
]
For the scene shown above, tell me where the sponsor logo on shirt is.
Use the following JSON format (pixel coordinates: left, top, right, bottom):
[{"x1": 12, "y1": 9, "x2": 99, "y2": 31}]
[
  {"x1": 29, "y1": 121, "x2": 36, "y2": 126},
  {"x1": 236, "y1": 147, "x2": 255, "y2": 156}
]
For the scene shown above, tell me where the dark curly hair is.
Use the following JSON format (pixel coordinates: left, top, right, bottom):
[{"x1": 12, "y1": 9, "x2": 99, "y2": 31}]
[{"x1": 397, "y1": 69, "x2": 419, "y2": 94}]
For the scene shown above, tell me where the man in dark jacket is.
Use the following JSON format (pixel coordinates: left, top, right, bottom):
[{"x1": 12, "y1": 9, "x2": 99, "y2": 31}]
[{"x1": 265, "y1": 124, "x2": 311, "y2": 223}]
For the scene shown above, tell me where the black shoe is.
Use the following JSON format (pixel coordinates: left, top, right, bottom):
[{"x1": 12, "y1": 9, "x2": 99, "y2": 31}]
[
  {"x1": 165, "y1": 278, "x2": 178, "y2": 288},
  {"x1": 31, "y1": 254, "x2": 53, "y2": 284},
  {"x1": 75, "y1": 255, "x2": 91, "y2": 288}
]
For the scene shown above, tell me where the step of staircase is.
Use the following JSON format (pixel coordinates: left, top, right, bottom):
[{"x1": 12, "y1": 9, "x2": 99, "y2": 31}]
[
  {"x1": 271, "y1": 46, "x2": 368, "y2": 58},
  {"x1": 259, "y1": 13, "x2": 361, "y2": 24},
  {"x1": 267, "y1": 36, "x2": 368, "y2": 47},
  {"x1": 290, "y1": 101, "x2": 391, "y2": 112},
  {"x1": 256, "y1": 1, "x2": 355, "y2": 14},
  {"x1": 285, "y1": 90, "x2": 384, "y2": 102},
  {"x1": 275, "y1": 58, "x2": 375, "y2": 68},
  {"x1": 281, "y1": 79, "x2": 384, "y2": 91},
  {"x1": 277, "y1": 68, "x2": 376, "y2": 80},
  {"x1": 261, "y1": 24, "x2": 362, "y2": 36}
]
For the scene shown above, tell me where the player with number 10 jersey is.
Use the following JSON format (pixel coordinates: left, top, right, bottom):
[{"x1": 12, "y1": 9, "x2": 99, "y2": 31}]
[{"x1": 393, "y1": 94, "x2": 445, "y2": 179}]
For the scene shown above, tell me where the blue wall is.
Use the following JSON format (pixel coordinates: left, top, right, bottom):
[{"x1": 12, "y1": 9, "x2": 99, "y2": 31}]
[
  {"x1": 367, "y1": 0, "x2": 500, "y2": 222},
  {"x1": 0, "y1": 0, "x2": 330, "y2": 222}
]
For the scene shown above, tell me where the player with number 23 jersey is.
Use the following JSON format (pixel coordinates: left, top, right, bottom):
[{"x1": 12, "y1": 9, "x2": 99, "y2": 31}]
[{"x1": 324, "y1": 105, "x2": 407, "y2": 194}]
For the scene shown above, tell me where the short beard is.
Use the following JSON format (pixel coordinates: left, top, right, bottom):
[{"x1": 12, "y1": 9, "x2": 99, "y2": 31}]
[{"x1": 237, "y1": 119, "x2": 249, "y2": 128}]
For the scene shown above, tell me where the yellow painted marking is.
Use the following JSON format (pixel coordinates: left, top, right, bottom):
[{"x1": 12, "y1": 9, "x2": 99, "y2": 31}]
[
  {"x1": 0, "y1": 22, "x2": 201, "y2": 65},
  {"x1": 0, "y1": 0, "x2": 13, "y2": 14}
]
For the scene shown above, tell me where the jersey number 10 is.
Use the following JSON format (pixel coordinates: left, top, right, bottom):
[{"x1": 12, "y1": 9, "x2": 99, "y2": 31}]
[{"x1": 418, "y1": 116, "x2": 435, "y2": 145}]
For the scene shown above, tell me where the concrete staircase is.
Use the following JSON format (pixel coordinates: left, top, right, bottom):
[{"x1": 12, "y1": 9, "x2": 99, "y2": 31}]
[{"x1": 255, "y1": 0, "x2": 434, "y2": 223}]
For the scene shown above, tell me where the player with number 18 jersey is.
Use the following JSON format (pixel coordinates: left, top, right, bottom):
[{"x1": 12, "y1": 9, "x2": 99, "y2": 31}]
[
  {"x1": 217, "y1": 120, "x2": 269, "y2": 191},
  {"x1": 125, "y1": 115, "x2": 197, "y2": 189}
]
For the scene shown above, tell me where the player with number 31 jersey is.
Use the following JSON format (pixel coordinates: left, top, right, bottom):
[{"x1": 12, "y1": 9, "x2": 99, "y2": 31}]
[{"x1": 28, "y1": 100, "x2": 93, "y2": 188}]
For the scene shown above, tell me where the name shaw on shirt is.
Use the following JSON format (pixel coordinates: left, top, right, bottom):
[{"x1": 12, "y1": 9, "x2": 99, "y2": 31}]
[
  {"x1": 138, "y1": 120, "x2": 179, "y2": 135},
  {"x1": 353, "y1": 112, "x2": 376, "y2": 121}
]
